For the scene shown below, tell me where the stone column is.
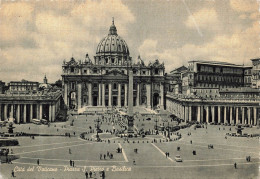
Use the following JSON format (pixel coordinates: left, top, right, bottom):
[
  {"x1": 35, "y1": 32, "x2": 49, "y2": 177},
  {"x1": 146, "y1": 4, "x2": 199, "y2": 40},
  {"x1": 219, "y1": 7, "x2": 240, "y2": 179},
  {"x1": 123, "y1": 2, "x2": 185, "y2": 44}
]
[
  {"x1": 212, "y1": 106, "x2": 215, "y2": 123},
  {"x1": 98, "y1": 83, "x2": 102, "y2": 106},
  {"x1": 184, "y1": 106, "x2": 188, "y2": 122},
  {"x1": 88, "y1": 83, "x2": 92, "y2": 106},
  {"x1": 206, "y1": 106, "x2": 209, "y2": 123},
  {"x1": 136, "y1": 83, "x2": 140, "y2": 106},
  {"x1": 108, "y1": 83, "x2": 112, "y2": 106},
  {"x1": 160, "y1": 83, "x2": 164, "y2": 108},
  {"x1": 189, "y1": 106, "x2": 192, "y2": 121},
  {"x1": 146, "y1": 84, "x2": 151, "y2": 109},
  {"x1": 248, "y1": 107, "x2": 251, "y2": 125},
  {"x1": 10, "y1": 104, "x2": 14, "y2": 118},
  {"x1": 52, "y1": 104, "x2": 56, "y2": 121},
  {"x1": 236, "y1": 107, "x2": 239, "y2": 124},
  {"x1": 39, "y1": 104, "x2": 42, "y2": 120},
  {"x1": 17, "y1": 104, "x2": 20, "y2": 123},
  {"x1": 197, "y1": 106, "x2": 201, "y2": 122},
  {"x1": 23, "y1": 104, "x2": 27, "y2": 123},
  {"x1": 30, "y1": 104, "x2": 33, "y2": 122},
  {"x1": 242, "y1": 107, "x2": 245, "y2": 124},
  {"x1": 4, "y1": 104, "x2": 8, "y2": 120},
  {"x1": 102, "y1": 83, "x2": 105, "y2": 106},
  {"x1": 124, "y1": 84, "x2": 128, "y2": 107},
  {"x1": 49, "y1": 104, "x2": 52, "y2": 122},
  {"x1": 64, "y1": 83, "x2": 68, "y2": 106},
  {"x1": 230, "y1": 107, "x2": 233, "y2": 124},
  {"x1": 253, "y1": 107, "x2": 257, "y2": 125},
  {"x1": 77, "y1": 83, "x2": 82, "y2": 109},
  {"x1": 118, "y1": 83, "x2": 121, "y2": 107},
  {"x1": 224, "y1": 106, "x2": 227, "y2": 124},
  {"x1": 218, "y1": 106, "x2": 221, "y2": 123},
  {"x1": 200, "y1": 106, "x2": 204, "y2": 123}
]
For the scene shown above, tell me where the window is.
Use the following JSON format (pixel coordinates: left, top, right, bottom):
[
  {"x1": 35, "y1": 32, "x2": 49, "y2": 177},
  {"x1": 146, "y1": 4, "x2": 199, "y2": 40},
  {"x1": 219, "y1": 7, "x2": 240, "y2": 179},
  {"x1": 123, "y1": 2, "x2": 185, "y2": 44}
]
[
  {"x1": 93, "y1": 68, "x2": 97, "y2": 73},
  {"x1": 113, "y1": 83, "x2": 117, "y2": 89},
  {"x1": 122, "y1": 85, "x2": 124, "y2": 90},
  {"x1": 133, "y1": 70, "x2": 137, "y2": 74},
  {"x1": 143, "y1": 71, "x2": 146, "y2": 75},
  {"x1": 155, "y1": 69, "x2": 159, "y2": 75},
  {"x1": 71, "y1": 67, "x2": 74, "y2": 73},
  {"x1": 71, "y1": 83, "x2": 75, "y2": 90},
  {"x1": 105, "y1": 84, "x2": 108, "y2": 90},
  {"x1": 106, "y1": 70, "x2": 108, "y2": 74},
  {"x1": 121, "y1": 70, "x2": 124, "y2": 74},
  {"x1": 105, "y1": 58, "x2": 108, "y2": 64},
  {"x1": 111, "y1": 58, "x2": 115, "y2": 64},
  {"x1": 84, "y1": 70, "x2": 87, "y2": 73},
  {"x1": 93, "y1": 83, "x2": 98, "y2": 88}
]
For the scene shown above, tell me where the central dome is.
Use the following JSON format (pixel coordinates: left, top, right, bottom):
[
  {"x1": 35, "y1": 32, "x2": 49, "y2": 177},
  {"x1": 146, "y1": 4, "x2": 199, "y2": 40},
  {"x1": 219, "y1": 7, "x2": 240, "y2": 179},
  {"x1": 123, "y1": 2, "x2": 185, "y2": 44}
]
[{"x1": 96, "y1": 20, "x2": 130, "y2": 55}]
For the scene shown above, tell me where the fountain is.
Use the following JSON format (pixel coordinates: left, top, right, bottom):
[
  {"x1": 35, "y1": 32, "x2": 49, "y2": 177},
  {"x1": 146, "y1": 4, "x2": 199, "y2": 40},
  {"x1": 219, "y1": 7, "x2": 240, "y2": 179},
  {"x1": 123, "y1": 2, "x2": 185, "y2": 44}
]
[{"x1": 7, "y1": 122, "x2": 15, "y2": 134}]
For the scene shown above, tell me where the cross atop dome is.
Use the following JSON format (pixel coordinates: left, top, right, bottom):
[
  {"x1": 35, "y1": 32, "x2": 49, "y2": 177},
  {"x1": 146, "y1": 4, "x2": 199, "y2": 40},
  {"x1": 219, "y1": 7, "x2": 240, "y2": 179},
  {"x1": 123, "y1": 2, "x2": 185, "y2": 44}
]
[{"x1": 109, "y1": 17, "x2": 117, "y2": 35}]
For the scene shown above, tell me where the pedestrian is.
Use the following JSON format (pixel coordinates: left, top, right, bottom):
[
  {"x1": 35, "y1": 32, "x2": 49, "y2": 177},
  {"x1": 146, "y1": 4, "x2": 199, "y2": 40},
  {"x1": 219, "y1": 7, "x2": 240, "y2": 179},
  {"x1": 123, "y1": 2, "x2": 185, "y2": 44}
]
[
  {"x1": 100, "y1": 154, "x2": 102, "y2": 160},
  {"x1": 37, "y1": 159, "x2": 40, "y2": 165},
  {"x1": 70, "y1": 160, "x2": 72, "y2": 166},
  {"x1": 69, "y1": 148, "x2": 71, "y2": 154},
  {"x1": 11, "y1": 170, "x2": 15, "y2": 177},
  {"x1": 133, "y1": 159, "x2": 136, "y2": 165},
  {"x1": 104, "y1": 154, "x2": 106, "y2": 160},
  {"x1": 85, "y1": 171, "x2": 88, "y2": 178},
  {"x1": 74, "y1": 132, "x2": 75, "y2": 136},
  {"x1": 89, "y1": 171, "x2": 92, "y2": 178},
  {"x1": 190, "y1": 140, "x2": 192, "y2": 144},
  {"x1": 234, "y1": 162, "x2": 237, "y2": 169},
  {"x1": 102, "y1": 170, "x2": 105, "y2": 179},
  {"x1": 72, "y1": 161, "x2": 75, "y2": 167},
  {"x1": 165, "y1": 152, "x2": 167, "y2": 158}
]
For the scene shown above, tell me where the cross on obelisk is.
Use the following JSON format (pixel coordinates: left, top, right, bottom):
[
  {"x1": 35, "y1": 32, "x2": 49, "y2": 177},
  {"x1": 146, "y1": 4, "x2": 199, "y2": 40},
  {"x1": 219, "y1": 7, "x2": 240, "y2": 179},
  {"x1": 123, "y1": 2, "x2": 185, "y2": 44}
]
[{"x1": 127, "y1": 69, "x2": 134, "y2": 134}]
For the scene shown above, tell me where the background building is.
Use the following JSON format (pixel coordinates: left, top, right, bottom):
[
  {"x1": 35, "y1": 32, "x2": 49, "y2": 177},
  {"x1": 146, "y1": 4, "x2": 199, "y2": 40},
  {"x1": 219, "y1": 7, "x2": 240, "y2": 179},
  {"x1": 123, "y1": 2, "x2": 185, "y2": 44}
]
[
  {"x1": 251, "y1": 58, "x2": 260, "y2": 88},
  {"x1": 8, "y1": 80, "x2": 39, "y2": 94},
  {"x1": 62, "y1": 21, "x2": 165, "y2": 110},
  {"x1": 0, "y1": 81, "x2": 5, "y2": 94},
  {"x1": 182, "y1": 60, "x2": 252, "y2": 98}
]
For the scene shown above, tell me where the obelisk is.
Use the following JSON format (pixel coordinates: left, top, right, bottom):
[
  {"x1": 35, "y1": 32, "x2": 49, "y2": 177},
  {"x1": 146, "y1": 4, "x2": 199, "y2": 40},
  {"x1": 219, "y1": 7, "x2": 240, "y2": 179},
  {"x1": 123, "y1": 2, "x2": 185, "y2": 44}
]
[{"x1": 127, "y1": 69, "x2": 134, "y2": 134}]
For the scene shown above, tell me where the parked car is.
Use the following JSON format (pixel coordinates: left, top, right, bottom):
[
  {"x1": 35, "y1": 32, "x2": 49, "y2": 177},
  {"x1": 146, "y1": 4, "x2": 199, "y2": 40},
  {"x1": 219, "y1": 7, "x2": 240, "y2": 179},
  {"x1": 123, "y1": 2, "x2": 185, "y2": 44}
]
[{"x1": 175, "y1": 155, "x2": 183, "y2": 162}]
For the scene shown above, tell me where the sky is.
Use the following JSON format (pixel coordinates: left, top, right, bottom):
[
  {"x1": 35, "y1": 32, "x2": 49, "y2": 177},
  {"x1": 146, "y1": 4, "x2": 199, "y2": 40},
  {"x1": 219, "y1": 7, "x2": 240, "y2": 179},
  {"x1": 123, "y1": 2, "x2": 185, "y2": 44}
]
[{"x1": 0, "y1": 0, "x2": 259, "y2": 83}]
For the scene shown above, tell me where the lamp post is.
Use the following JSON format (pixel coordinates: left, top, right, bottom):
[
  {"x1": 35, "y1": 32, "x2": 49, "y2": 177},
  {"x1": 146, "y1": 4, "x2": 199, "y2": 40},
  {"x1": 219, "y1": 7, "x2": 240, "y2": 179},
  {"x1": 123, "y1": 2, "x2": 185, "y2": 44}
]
[
  {"x1": 96, "y1": 117, "x2": 101, "y2": 141},
  {"x1": 154, "y1": 118, "x2": 159, "y2": 130},
  {"x1": 167, "y1": 122, "x2": 170, "y2": 139}
]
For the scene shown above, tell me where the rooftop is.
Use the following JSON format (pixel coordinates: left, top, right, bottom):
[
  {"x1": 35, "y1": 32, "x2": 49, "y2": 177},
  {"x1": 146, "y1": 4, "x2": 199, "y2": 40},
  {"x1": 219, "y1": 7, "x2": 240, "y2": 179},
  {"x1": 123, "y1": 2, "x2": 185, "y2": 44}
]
[{"x1": 189, "y1": 60, "x2": 252, "y2": 68}]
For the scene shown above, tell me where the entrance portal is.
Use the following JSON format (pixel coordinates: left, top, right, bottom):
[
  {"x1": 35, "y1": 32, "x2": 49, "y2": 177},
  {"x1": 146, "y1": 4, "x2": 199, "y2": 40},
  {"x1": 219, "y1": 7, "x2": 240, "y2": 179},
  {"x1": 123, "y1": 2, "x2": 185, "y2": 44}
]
[
  {"x1": 153, "y1": 93, "x2": 159, "y2": 107},
  {"x1": 93, "y1": 96, "x2": 98, "y2": 106},
  {"x1": 112, "y1": 96, "x2": 117, "y2": 106}
]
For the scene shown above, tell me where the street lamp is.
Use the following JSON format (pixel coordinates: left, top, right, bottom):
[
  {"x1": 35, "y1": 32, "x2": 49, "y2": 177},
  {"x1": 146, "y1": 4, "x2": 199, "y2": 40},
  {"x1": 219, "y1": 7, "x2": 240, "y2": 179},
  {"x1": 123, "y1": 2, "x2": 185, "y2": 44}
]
[
  {"x1": 96, "y1": 117, "x2": 101, "y2": 141},
  {"x1": 154, "y1": 118, "x2": 159, "y2": 130},
  {"x1": 167, "y1": 122, "x2": 170, "y2": 139}
]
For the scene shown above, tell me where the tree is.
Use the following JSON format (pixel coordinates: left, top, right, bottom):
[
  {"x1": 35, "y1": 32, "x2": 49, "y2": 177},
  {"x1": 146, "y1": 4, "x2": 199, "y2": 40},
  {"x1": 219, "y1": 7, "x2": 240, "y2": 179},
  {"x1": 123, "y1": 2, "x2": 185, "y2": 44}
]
[{"x1": 54, "y1": 79, "x2": 62, "y2": 88}]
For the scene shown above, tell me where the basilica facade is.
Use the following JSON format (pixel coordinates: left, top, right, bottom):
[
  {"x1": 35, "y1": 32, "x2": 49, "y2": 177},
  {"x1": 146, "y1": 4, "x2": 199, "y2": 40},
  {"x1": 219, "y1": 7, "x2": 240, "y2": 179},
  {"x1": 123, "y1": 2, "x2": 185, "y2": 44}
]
[{"x1": 62, "y1": 21, "x2": 165, "y2": 109}]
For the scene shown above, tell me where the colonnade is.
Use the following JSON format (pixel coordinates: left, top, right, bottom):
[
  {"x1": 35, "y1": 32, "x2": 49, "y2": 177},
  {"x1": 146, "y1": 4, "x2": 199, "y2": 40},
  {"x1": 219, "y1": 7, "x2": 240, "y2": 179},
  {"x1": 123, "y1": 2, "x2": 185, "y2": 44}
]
[
  {"x1": 0, "y1": 103, "x2": 58, "y2": 123},
  {"x1": 166, "y1": 99, "x2": 258, "y2": 125}
]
